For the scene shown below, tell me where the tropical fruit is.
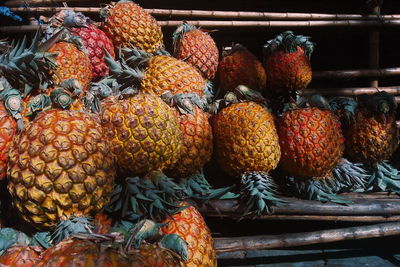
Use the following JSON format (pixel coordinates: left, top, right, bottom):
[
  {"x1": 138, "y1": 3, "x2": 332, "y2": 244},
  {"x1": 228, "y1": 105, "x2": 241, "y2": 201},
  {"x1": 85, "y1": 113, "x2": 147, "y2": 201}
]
[
  {"x1": 7, "y1": 109, "x2": 115, "y2": 228},
  {"x1": 173, "y1": 22, "x2": 219, "y2": 79},
  {"x1": 0, "y1": 245, "x2": 42, "y2": 267},
  {"x1": 278, "y1": 107, "x2": 344, "y2": 178},
  {"x1": 0, "y1": 102, "x2": 17, "y2": 180},
  {"x1": 102, "y1": 0, "x2": 164, "y2": 53},
  {"x1": 161, "y1": 203, "x2": 217, "y2": 267},
  {"x1": 263, "y1": 31, "x2": 313, "y2": 92},
  {"x1": 218, "y1": 44, "x2": 266, "y2": 93},
  {"x1": 101, "y1": 94, "x2": 183, "y2": 175}
]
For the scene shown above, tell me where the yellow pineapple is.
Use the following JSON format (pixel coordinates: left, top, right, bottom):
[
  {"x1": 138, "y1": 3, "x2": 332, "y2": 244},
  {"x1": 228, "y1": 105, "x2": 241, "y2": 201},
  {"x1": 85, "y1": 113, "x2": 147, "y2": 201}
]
[
  {"x1": 7, "y1": 109, "x2": 115, "y2": 229},
  {"x1": 102, "y1": 0, "x2": 164, "y2": 53}
]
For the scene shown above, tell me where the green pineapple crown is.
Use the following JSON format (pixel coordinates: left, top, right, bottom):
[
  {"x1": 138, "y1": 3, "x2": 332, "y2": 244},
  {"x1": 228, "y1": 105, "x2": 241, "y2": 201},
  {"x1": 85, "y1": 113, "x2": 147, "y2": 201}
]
[
  {"x1": 239, "y1": 171, "x2": 285, "y2": 218},
  {"x1": 263, "y1": 30, "x2": 314, "y2": 59},
  {"x1": 0, "y1": 228, "x2": 51, "y2": 255},
  {"x1": 0, "y1": 30, "x2": 58, "y2": 96},
  {"x1": 51, "y1": 217, "x2": 94, "y2": 245},
  {"x1": 358, "y1": 91, "x2": 397, "y2": 116}
]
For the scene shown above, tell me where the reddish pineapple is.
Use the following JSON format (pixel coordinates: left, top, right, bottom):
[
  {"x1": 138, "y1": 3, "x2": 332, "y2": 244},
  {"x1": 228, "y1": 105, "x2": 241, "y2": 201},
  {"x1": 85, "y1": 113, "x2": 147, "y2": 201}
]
[
  {"x1": 218, "y1": 44, "x2": 266, "y2": 93},
  {"x1": 263, "y1": 31, "x2": 313, "y2": 93}
]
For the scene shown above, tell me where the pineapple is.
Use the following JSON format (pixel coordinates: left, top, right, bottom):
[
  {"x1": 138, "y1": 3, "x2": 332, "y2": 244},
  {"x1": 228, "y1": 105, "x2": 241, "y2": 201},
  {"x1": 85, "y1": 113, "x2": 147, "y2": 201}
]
[
  {"x1": 278, "y1": 107, "x2": 344, "y2": 178},
  {"x1": 0, "y1": 102, "x2": 17, "y2": 180},
  {"x1": 277, "y1": 96, "x2": 351, "y2": 203},
  {"x1": 101, "y1": 94, "x2": 183, "y2": 176},
  {"x1": 218, "y1": 44, "x2": 266, "y2": 93},
  {"x1": 211, "y1": 86, "x2": 282, "y2": 215},
  {"x1": 106, "y1": 48, "x2": 208, "y2": 98},
  {"x1": 0, "y1": 245, "x2": 42, "y2": 267},
  {"x1": 345, "y1": 92, "x2": 400, "y2": 192},
  {"x1": 47, "y1": 10, "x2": 115, "y2": 79},
  {"x1": 7, "y1": 109, "x2": 115, "y2": 229},
  {"x1": 173, "y1": 22, "x2": 219, "y2": 80},
  {"x1": 48, "y1": 41, "x2": 93, "y2": 92},
  {"x1": 35, "y1": 235, "x2": 130, "y2": 267},
  {"x1": 263, "y1": 31, "x2": 313, "y2": 92},
  {"x1": 212, "y1": 99, "x2": 280, "y2": 177},
  {"x1": 161, "y1": 203, "x2": 216, "y2": 267},
  {"x1": 102, "y1": 0, "x2": 164, "y2": 53},
  {"x1": 71, "y1": 24, "x2": 115, "y2": 78},
  {"x1": 166, "y1": 104, "x2": 213, "y2": 178}
]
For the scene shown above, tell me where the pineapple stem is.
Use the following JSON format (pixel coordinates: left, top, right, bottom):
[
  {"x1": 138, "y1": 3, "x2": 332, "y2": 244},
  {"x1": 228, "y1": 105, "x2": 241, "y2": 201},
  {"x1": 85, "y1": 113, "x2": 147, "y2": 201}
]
[{"x1": 125, "y1": 219, "x2": 160, "y2": 250}]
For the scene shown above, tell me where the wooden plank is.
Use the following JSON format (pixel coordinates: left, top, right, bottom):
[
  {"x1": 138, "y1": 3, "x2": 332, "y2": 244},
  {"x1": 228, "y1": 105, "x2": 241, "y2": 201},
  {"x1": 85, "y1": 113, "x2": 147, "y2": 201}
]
[
  {"x1": 214, "y1": 222, "x2": 400, "y2": 252},
  {"x1": 313, "y1": 67, "x2": 400, "y2": 79},
  {"x1": 302, "y1": 86, "x2": 400, "y2": 96}
]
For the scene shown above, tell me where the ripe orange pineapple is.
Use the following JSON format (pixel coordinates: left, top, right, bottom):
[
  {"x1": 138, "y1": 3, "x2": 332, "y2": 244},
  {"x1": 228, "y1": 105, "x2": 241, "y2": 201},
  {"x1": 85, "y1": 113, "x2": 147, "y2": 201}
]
[
  {"x1": 345, "y1": 92, "x2": 400, "y2": 192},
  {"x1": 263, "y1": 31, "x2": 313, "y2": 92},
  {"x1": 173, "y1": 22, "x2": 219, "y2": 80},
  {"x1": 166, "y1": 105, "x2": 213, "y2": 178},
  {"x1": 102, "y1": 0, "x2": 164, "y2": 53},
  {"x1": 211, "y1": 87, "x2": 283, "y2": 215},
  {"x1": 48, "y1": 41, "x2": 93, "y2": 92},
  {"x1": 101, "y1": 94, "x2": 183, "y2": 175},
  {"x1": 0, "y1": 102, "x2": 17, "y2": 180},
  {"x1": 7, "y1": 109, "x2": 115, "y2": 228},
  {"x1": 278, "y1": 107, "x2": 344, "y2": 178},
  {"x1": 218, "y1": 44, "x2": 266, "y2": 93},
  {"x1": 35, "y1": 236, "x2": 130, "y2": 267},
  {"x1": 213, "y1": 101, "x2": 280, "y2": 177},
  {"x1": 106, "y1": 48, "x2": 208, "y2": 98},
  {"x1": 161, "y1": 203, "x2": 217, "y2": 267},
  {"x1": 0, "y1": 245, "x2": 42, "y2": 267}
]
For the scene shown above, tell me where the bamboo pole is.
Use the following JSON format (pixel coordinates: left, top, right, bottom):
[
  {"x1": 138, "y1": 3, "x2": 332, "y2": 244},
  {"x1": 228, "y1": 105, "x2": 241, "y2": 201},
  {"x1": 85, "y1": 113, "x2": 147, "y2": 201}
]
[
  {"x1": 369, "y1": 5, "x2": 381, "y2": 87},
  {"x1": 313, "y1": 67, "x2": 400, "y2": 79},
  {"x1": 301, "y1": 86, "x2": 400, "y2": 96},
  {"x1": 200, "y1": 195, "x2": 400, "y2": 217},
  {"x1": 2, "y1": 20, "x2": 400, "y2": 34},
  {"x1": 214, "y1": 222, "x2": 400, "y2": 252},
  {"x1": 8, "y1": 6, "x2": 400, "y2": 21},
  {"x1": 5, "y1": 0, "x2": 82, "y2": 5}
]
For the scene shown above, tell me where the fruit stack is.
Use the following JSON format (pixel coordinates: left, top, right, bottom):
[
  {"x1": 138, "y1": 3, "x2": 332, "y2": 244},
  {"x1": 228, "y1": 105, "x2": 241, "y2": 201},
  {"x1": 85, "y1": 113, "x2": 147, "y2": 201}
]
[{"x1": 0, "y1": 1, "x2": 399, "y2": 266}]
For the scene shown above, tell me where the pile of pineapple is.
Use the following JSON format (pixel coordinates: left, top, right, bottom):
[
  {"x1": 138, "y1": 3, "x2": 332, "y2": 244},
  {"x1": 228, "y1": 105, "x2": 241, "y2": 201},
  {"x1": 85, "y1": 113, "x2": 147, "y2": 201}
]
[{"x1": 0, "y1": 1, "x2": 399, "y2": 266}]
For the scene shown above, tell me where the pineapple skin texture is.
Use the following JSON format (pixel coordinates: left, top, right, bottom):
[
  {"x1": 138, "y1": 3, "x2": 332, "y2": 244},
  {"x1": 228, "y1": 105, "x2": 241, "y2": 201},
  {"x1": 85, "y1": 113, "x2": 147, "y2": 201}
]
[
  {"x1": 346, "y1": 110, "x2": 399, "y2": 165},
  {"x1": 0, "y1": 103, "x2": 17, "y2": 180},
  {"x1": 161, "y1": 203, "x2": 217, "y2": 267},
  {"x1": 103, "y1": 1, "x2": 163, "y2": 53},
  {"x1": 264, "y1": 46, "x2": 311, "y2": 92},
  {"x1": 101, "y1": 94, "x2": 183, "y2": 176},
  {"x1": 129, "y1": 243, "x2": 184, "y2": 267},
  {"x1": 218, "y1": 47, "x2": 266, "y2": 93},
  {"x1": 35, "y1": 238, "x2": 130, "y2": 267},
  {"x1": 48, "y1": 42, "x2": 93, "y2": 91},
  {"x1": 167, "y1": 106, "x2": 213, "y2": 178},
  {"x1": 278, "y1": 107, "x2": 344, "y2": 178},
  {"x1": 174, "y1": 29, "x2": 219, "y2": 80},
  {"x1": 141, "y1": 55, "x2": 206, "y2": 96},
  {"x1": 0, "y1": 245, "x2": 42, "y2": 267},
  {"x1": 212, "y1": 102, "x2": 281, "y2": 177},
  {"x1": 7, "y1": 110, "x2": 115, "y2": 229},
  {"x1": 71, "y1": 24, "x2": 115, "y2": 78}
]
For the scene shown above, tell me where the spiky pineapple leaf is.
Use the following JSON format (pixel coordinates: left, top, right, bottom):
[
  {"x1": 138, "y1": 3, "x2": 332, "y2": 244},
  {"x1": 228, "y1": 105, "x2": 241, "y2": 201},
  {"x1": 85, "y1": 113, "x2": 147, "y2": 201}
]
[
  {"x1": 239, "y1": 171, "x2": 286, "y2": 218},
  {"x1": 368, "y1": 161, "x2": 400, "y2": 194},
  {"x1": 333, "y1": 158, "x2": 369, "y2": 193},
  {"x1": 51, "y1": 217, "x2": 94, "y2": 245}
]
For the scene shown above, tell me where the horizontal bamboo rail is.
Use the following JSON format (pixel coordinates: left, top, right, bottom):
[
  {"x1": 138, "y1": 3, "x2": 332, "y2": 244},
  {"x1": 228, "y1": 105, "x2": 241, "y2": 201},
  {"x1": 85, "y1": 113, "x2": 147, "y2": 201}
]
[
  {"x1": 8, "y1": 6, "x2": 400, "y2": 21},
  {"x1": 313, "y1": 67, "x2": 400, "y2": 79},
  {"x1": 5, "y1": 0, "x2": 82, "y2": 5},
  {"x1": 302, "y1": 86, "x2": 400, "y2": 96},
  {"x1": 2, "y1": 20, "x2": 400, "y2": 34},
  {"x1": 199, "y1": 193, "x2": 400, "y2": 218},
  {"x1": 214, "y1": 222, "x2": 400, "y2": 252}
]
